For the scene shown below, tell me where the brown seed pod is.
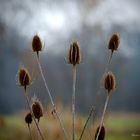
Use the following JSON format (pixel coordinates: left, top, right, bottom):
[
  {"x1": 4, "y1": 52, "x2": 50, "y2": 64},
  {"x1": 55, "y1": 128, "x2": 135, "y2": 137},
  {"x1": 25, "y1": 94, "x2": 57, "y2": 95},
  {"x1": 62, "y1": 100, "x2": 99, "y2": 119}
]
[
  {"x1": 68, "y1": 41, "x2": 81, "y2": 66},
  {"x1": 95, "y1": 125, "x2": 105, "y2": 140},
  {"x1": 108, "y1": 33, "x2": 120, "y2": 52},
  {"x1": 18, "y1": 67, "x2": 31, "y2": 91},
  {"x1": 103, "y1": 72, "x2": 116, "y2": 93},
  {"x1": 32, "y1": 35, "x2": 42, "y2": 57},
  {"x1": 25, "y1": 112, "x2": 32, "y2": 125},
  {"x1": 32, "y1": 100, "x2": 43, "y2": 122}
]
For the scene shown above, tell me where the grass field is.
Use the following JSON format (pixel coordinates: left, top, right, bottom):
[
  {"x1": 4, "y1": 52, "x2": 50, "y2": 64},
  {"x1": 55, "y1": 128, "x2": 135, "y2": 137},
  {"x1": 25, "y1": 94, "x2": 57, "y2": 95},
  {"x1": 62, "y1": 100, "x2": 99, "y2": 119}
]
[{"x1": 0, "y1": 112, "x2": 140, "y2": 140}]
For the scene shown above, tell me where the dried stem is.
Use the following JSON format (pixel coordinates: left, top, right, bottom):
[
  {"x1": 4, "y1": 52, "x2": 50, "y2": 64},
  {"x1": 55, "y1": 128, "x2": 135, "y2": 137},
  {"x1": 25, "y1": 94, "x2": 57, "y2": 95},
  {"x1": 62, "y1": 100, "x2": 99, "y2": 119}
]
[
  {"x1": 108, "y1": 51, "x2": 113, "y2": 65},
  {"x1": 36, "y1": 56, "x2": 68, "y2": 140},
  {"x1": 95, "y1": 94, "x2": 110, "y2": 140},
  {"x1": 79, "y1": 106, "x2": 94, "y2": 140},
  {"x1": 24, "y1": 91, "x2": 45, "y2": 140},
  {"x1": 72, "y1": 65, "x2": 76, "y2": 140},
  {"x1": 28, "y1": 124, "x2": 33, "y2": 140},
  {"x1": 87, "y1": 127, "x2": 94, "y2": 140},
  {"x1": 105, "y1": 50, "x2": 114, "y2": 72}
]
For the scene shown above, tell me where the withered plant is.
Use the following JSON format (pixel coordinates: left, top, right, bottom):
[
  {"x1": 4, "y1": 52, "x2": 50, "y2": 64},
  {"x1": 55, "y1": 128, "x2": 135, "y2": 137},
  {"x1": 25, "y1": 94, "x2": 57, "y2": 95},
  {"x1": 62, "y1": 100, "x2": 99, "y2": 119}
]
[{"x1": 16, "y1": 32, "x2": 120, "y2": 140}]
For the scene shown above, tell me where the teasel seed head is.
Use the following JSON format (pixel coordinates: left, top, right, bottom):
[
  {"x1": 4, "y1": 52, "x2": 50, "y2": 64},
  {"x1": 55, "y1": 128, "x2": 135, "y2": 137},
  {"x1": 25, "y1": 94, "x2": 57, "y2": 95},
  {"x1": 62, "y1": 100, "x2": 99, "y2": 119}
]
[
  {"x1": 31, "y1": 99, "x2": 43, "y2": 122},
  {"x1": 68, "y1": 41, "x2": 81, "y2": 66},
  {"x1": 103, "y1": 72, "x2": 116, "y2": 93},
  {"x1": 18, "y1": 67, "x2": 31, "y2": 91},
  {"x1": 95, "y1": 125, "x2": 105, "y2": 140},
  {"x1": 25, "y1": 112, "x2": 32, "y2": 125},
  {"x1": 108, "y1": 33, "x2": 120, "y2": 52},
  {"x1": 32, "y1": 34, "x2": 42, "y2": 57}
]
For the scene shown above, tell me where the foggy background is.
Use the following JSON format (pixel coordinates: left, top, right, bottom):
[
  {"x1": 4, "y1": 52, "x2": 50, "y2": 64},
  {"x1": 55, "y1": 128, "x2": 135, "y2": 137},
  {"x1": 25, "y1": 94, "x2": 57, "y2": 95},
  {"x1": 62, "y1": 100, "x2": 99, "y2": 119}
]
[{"x1": 0, "y1": 0, "x2": 140, "y2": 114}]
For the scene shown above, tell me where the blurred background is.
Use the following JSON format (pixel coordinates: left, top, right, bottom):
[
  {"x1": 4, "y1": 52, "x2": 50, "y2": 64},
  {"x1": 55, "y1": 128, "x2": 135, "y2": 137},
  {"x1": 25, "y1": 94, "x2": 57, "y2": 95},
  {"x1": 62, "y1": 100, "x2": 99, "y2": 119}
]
[{"x1": 0, "y1": 0, "x2": 140, "y2": 139}]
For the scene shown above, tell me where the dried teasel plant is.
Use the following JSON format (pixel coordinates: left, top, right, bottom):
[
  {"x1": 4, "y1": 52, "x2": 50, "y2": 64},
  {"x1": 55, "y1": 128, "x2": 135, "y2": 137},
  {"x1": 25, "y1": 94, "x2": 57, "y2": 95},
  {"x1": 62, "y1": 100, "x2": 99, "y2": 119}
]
[
  {"x1": 32, "y1": 34, "x2": 42, "y2": 58},
  {"x1": 25, "y1": 112, "x2": 32, "y2": 125},
  {"x1": 17, "y1": 67, "x2": 31, "y2": 91},
  {"x1": 68, "y1": 41, "x2": 81, "y2": 140},
  {"x1": 108, "y1": 33, "x2": 120, "y2": 64},
  {"x1": 25, "y1": 112, "x2": 33, "y2": 140},
  {"x1": 95, "y1": 125, "x2": 105, "y2": 140},
  {"x1": 17, "y1": 66, "x2": 44, "y2": 140},
  {"x1": 31, "y1": 35, "x2": 68, "y2": 140},
  {"x1": 68, "y1": 41, "x2": 81, "y2": 66},
  {"x1": 96, "y1": 72, "x2": 116, "y2": 140},
  {"x1": 31, "y1": 97, "x2": 43, "y2": 122},
  {"x1": 103, "y1": 71, "x2": 116, "y2": 93}
]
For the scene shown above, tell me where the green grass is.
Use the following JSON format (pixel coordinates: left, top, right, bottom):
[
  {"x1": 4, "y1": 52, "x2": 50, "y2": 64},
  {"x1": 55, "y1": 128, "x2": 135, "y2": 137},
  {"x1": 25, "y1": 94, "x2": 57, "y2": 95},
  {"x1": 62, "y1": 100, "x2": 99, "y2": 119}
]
[{"x1": 0, "y1": 113, "x2": 140, "y2": 140}]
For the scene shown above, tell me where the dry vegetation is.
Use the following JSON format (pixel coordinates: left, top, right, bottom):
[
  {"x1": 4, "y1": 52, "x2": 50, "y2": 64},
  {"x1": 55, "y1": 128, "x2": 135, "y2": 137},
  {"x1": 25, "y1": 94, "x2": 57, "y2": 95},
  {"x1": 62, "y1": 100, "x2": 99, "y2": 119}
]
[{"x1": 9, "y1": 33, "x2": 138, "y2": 140}]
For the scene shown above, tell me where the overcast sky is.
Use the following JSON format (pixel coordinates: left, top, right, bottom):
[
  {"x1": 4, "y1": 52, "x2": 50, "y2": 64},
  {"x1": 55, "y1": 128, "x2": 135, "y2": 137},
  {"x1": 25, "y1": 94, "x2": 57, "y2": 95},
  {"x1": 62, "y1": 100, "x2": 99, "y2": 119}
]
[{"x1": 0, "y1": 0, "x2": 140, "y2": 56}]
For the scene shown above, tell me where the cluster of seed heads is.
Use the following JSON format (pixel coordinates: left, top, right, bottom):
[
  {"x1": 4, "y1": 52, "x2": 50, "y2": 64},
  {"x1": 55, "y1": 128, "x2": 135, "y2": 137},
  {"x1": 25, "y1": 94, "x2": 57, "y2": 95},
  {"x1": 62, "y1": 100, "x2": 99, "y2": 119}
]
[
  {"x1": 17, "y1": 32, "x2": 120, "y2": 140},
  {"x1": 25, "y1": 99, "x2": 43, "y2": 125}
]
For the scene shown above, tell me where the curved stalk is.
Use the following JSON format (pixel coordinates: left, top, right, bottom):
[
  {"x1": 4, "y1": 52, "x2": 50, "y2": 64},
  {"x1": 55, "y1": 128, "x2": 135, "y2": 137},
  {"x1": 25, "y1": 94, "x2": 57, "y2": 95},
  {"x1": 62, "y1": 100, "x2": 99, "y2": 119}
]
[{"x1": 36, "y1": 56, "x2": 68, "y2": 140}]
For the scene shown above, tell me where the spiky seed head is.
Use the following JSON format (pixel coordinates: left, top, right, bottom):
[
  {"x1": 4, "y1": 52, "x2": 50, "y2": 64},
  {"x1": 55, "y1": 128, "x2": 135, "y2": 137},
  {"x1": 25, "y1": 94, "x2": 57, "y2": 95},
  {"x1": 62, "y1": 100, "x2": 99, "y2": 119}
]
[
  {"x1": 68, "y1": 41, "x2": 81, "y2": 66},
  {"x1": 32, "y1": 100, "x2": 43, "y2": 122},
  {"x1": 95, "y1": 125, "x2": 105, "y2": 140},
  {"x1": 103, "y1": 72, "x2": 116, "y2": 93},
  {"x1": 108, "y1": 33, "x2": 120, "y2": 52},
  {"x1": 25, "y1": 112, "x2": 32, "y2": 125},
  {"x1": 32, "y1": 35, "x2": 42, "y2": 57},
  {"x1": 18, "y1": 67, "x2": 31, "y2": 91}
]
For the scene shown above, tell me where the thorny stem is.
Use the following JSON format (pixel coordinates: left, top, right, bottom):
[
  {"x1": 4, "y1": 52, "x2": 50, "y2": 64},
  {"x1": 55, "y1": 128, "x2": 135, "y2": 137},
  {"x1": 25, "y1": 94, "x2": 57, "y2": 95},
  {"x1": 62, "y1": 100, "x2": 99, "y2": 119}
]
[
  {"x1": 79, "y1": 106, "x2": 94, "y2": 140},
  {"x1": 28, "y1": 124, "x2": 33, "y2": 140},
  {"x1": 72, "y1": 65, "x2": 76, "y2": 140},
  {"x1": 95, "y1": 94, "x2": 110, "y2": 140},
  {"x1": 24, "y1": 91, "x2": 45, "y2": 140},
  {"x1": 36, "y1": 56, "x2": 68, "y2": 140}
]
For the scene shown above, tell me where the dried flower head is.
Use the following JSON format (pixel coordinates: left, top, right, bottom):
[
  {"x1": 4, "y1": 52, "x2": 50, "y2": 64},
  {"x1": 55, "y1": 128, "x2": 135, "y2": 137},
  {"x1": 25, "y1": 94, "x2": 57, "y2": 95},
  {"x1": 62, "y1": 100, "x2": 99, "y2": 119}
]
[
  {"x1": 68, "y1": 41, "x2": 81, "y2": 66},
  {"x1": 108, "y1": 33, "x2": 120, "y2": 52},
  {"x1": 103, "y1": 72, "x2": 116, "y2": 93},
  {"x1": 32, "y1": 35, "x2": 42, "y2": 57},
  {"x1": 95, "y1": 125, "x2": 105, "y2": 140},
  {"x1": 18, "y1": 67, "x2": 31, "y2": 91},
  {"x1": 32, "y1": 98, "x2": 43, "y2": 122},
  {"x1": 25, "y1": 112, "x2": 32, "y2": 125}
]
